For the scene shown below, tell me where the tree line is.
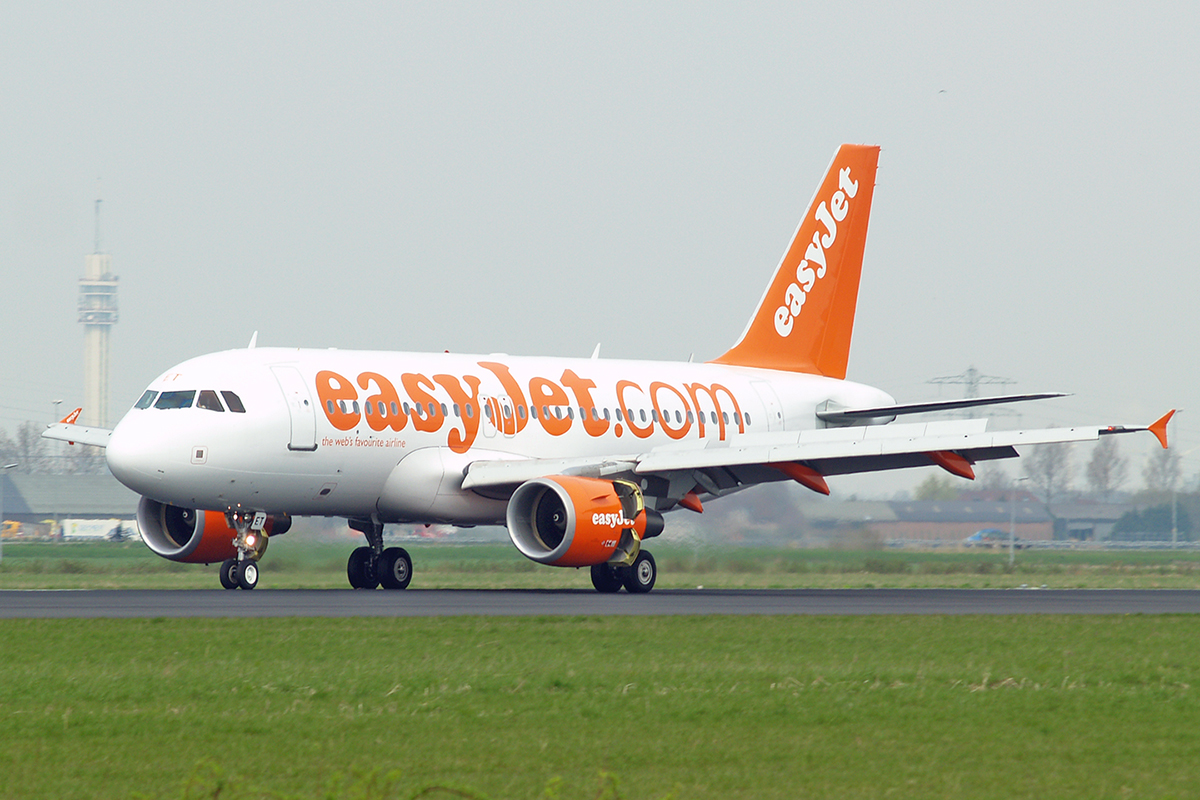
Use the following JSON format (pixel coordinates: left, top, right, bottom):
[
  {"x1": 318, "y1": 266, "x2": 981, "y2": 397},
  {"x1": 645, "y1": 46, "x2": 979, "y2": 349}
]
[{"x1": 0, "y1": 421, "x2": 106, "y2": 475}]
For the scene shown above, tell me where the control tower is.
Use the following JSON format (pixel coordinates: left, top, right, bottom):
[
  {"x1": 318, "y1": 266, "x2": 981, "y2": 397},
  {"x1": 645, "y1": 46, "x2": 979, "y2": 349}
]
[{"x1": 78, "y1": 199, "x2": 118, "y2": 428}]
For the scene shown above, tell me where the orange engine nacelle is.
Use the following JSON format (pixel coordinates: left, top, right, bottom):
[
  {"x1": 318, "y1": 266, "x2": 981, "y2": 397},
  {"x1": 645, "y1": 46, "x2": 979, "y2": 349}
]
[
  {"x1": 136, "y1": 497, "x2": 291, "y2": 564},
  {"x1": 506, "y1": 476, "x2": 664, "y2": 567}
]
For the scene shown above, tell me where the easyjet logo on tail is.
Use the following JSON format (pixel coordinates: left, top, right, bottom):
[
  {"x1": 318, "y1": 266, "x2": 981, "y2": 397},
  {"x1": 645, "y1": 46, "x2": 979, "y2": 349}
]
[{"x1": 773, "y1": 166, "x2": 859, "y2": 338}]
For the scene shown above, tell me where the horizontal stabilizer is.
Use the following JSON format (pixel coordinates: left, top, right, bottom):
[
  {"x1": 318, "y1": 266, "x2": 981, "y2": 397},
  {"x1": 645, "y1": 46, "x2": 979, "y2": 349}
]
[{"x1": 817, "y1": 393, "x2": 1067, "y2": 424}]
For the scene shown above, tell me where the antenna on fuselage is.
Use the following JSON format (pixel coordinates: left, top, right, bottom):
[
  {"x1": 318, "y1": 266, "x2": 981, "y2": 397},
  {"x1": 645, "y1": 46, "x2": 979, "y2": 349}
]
[{"x1": 248, "y1": 331, "x2": 258, "y2": 349}]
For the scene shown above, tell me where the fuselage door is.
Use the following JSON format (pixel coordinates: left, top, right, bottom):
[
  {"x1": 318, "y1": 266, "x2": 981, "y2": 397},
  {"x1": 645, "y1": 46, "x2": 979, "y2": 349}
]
[
  {"x1": 480, "y1": 395, "x2": 516, "y2": 438},
  {"x1": 271, "y1": 365, "x2": 318, "y2": 451}
]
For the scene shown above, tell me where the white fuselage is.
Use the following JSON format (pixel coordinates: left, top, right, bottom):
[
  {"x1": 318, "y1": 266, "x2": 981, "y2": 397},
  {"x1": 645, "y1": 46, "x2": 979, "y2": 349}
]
[{"x1": 105, "y1": 347, "x2": 894, "y2": 523}]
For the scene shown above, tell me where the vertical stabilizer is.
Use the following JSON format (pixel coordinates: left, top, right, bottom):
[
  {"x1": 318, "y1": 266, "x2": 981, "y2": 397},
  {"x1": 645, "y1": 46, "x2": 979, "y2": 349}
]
[{"x1": 711, "y1": 144, "x2": 879, "y2": 378}]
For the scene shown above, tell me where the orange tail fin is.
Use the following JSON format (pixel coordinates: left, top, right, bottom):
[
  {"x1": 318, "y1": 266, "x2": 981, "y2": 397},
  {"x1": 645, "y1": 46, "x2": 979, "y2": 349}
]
[{"x1": 711, "y1": 144, "x2": 880, "y2": 378}]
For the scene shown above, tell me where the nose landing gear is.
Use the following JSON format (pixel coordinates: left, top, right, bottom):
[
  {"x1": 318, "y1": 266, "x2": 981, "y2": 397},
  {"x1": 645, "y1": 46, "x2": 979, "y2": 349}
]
[
  {"x1": 348, "y1": 518, "x2": 412, "y2": 590},
  {"x1": 218, "y1": 510, "x2": 269, "y2": 590}
]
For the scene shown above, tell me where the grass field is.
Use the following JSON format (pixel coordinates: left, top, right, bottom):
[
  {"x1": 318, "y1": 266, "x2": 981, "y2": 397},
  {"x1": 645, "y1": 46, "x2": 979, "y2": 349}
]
[
  {"x1": 4, "y1": 539, "x2": 1200, "y2": 590},
  {"x1": 2, "y1": 615, "x2": 1199, "y2": 799}
]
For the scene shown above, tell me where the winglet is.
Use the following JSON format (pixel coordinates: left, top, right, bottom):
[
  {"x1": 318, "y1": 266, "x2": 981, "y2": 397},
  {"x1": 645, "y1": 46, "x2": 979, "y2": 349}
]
[
  {"x1": 60, "y1": 407, "x2": 82, "y2": 425},
  {"x1": 1149, "y1": 410, "x2": 1175, "y2": 449}
]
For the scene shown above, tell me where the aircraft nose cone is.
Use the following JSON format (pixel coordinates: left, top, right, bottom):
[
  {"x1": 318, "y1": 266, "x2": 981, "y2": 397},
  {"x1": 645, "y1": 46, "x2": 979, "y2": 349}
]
[{"x1": 105, "y1": 424, "x2": 163, "y2": 495}]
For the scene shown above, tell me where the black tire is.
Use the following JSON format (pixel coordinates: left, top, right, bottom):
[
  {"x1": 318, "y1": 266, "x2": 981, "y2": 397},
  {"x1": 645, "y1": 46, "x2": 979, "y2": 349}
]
[
  {"x1": 236, "y1": 560, "x2": 259, "y2": 590},
  {"x1": 377, "y1": 547, "x2": 413, "y2": 590},
  {"x1": 219, "y1": 559, "x2": 239, "y2": 590},
  {"x1": 347, "y1": 546, "x2": 379, "y2": 590},
  {"x1": 622, "y1": 551, "x2": 656, "y2": 594},
  {"x1": 590, "y1": 563, "x2": 624, "y2": 593}
]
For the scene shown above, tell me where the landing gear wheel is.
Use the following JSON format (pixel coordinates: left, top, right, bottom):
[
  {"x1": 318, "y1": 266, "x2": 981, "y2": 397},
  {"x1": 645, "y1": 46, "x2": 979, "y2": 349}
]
[
  {"x1": 236, "y1": 560, "x2": 259, "y2": 590},
  {"x1": 377, "y1": 547, "x2": 413, "y2": 590},
  {"x1": 219, "y1": 559, "x2": 239, "y2": 590},
  {"x1": 623, "y1": 551, "x2": 656, "y2": 594},
  {"x1": 347, "y1": 546, "x2": 379, "y2": 589},
  {"x1": 590, "y1": 563, "x2": 625, "y2": 593}
]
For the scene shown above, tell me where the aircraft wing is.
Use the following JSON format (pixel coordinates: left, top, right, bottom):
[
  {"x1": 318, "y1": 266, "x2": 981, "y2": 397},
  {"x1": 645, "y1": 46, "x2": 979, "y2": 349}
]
[
  {"x1": 42, "y1": 422, "x2": 113, "y2": 448},
  {"x1": 462, "y1": 412, "x2": 1174, "y2": 498}
]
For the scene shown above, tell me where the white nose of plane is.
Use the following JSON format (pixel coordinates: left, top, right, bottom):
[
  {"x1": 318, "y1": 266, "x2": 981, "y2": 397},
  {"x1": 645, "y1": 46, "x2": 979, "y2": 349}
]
[{"x1": 105, "y1": 418, "x2": 165, "y2": 497}]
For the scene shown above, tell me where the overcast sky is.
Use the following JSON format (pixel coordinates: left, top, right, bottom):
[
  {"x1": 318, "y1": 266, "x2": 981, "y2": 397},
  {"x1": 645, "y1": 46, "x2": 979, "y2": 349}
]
[{"x1": 2, "y1": 2, "x2": 1197, "y2": 496}]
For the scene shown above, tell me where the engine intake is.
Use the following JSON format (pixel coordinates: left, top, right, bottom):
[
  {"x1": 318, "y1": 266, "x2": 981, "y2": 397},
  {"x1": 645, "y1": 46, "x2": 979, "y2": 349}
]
[
  {"x1": 506, "y1": 476, "x2": 663, "y2": 567},
  {"x1": 137, "y1": 497, "x2": 291, "y2": 564}
]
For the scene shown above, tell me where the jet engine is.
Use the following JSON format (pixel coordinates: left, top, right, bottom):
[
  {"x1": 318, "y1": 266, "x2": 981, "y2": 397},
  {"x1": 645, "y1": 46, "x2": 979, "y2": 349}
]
[
  {"x1": 136, "y1": 497, "x2": 291, "y2": 564},
  {"x1": 506, "y1": 476, "x2": 664, "y2": 567}
]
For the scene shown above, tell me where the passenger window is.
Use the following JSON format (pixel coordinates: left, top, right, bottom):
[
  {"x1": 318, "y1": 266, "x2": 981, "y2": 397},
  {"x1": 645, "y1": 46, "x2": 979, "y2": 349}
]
[
  {"x1": 440, "y1": 403, "x2": 448, "y2": 416},
  {"x1": 603, "y1": 408, "x2": 610, "y2": 421},
  {"x1": 504, "y1": 405, "x2": 513, "y2": 420},
  {"x1": 711, "y1": 411, "x2": 718, "y2": 424},
  {"x1": 530, "y1": 406, "x2": 539, "y2": 420},
  {"x1": 134, "y1": 390, "x2": 158, "y2": 410},
  {"x1": 640, "y1": 409, "x2": 647, "y2": 423},
  {"x1": 675, "y1": 410, "x2": 682, "y2": 424},
  {"x1": 722, "y1": 412, "x2": 729, "y2": 425},
  {"x1": 196, "y1": 390, "x2": 225, "y2": 412},
  {"x1": 155, "y1": 390, "x2": 196, "y2": 410},
  {"x1": 745, "y1": 412, "x2": 752, "y2": 426},
  {"x1": 567, "y1": 407, "x2": 574, "y2": 420},
  {"x1": 391, "y1": 402, "x2": 399, "y2": 416},
  {"x1": 327, "y1": 400, "x2": 336, "y2": 414},
  {"x1": 378, "y1": 401, "x2": 386, "y2": 416},
  {"x1": 465, "y1": 404, "x2": 475, "y2": 419},
  {"x1": 365, "y1": 403, "x2": 374, "y2": 417},
  {"x1": 518, "y1": 405, "x2": 526, "y2": 420},
  {"x1": 687, "y1": 410, "x2": 694, "y2": 423},
  {"x1": 453, "y1": 404, "x2": 461, "y2": 418},
  {"x1": 485, "y1": 405, "x2": 493, "y2": 419},
  {"x1": 221, "y1": 392, "x2": 246, "y2": 413},
  {"x1": 735, "y1": 412, "x2": 742, "y2": 426}
]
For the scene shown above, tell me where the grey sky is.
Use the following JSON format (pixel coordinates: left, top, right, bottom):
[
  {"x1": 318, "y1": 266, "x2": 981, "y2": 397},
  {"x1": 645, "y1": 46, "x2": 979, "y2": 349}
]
[{"x1": 3, "y1": 2, "x2": 1198, "y2": 494}]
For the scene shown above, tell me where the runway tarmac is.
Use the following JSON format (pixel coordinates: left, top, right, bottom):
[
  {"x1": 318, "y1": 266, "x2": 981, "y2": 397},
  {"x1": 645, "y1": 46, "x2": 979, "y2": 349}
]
[{"x1": 3, "y1": 588, "x2": 1200, "y2": 618}]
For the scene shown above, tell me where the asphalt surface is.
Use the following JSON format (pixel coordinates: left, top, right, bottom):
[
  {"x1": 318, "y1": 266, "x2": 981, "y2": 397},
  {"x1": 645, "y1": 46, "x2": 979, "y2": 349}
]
[{"x1": 3, "y1": 588, "x2": 1200, "y2": 618}]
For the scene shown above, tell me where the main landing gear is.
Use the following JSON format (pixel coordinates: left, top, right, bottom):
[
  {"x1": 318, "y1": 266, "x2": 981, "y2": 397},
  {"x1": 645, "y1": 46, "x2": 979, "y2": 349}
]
[
  {"x1": 219, "y1": 511, "x2": 269, "y2": 590},
  {"x1": 347, "y1": 518, "x2": 412, "y2": 590},
  {"x1": 589, "y1": 550, "x2": 657, "y2": 594}
]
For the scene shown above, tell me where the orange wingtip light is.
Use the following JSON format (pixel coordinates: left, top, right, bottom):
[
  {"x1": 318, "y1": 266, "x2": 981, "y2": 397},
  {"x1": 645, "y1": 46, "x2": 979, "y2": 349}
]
[{"x1": 1149, "y1": 410, "x2": 1175, "y2": 450}]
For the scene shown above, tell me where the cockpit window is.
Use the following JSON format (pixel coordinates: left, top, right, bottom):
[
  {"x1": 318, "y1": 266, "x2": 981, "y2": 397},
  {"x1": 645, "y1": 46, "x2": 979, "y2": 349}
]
[
  {"x1": 196, "y1": 390, "x2": 225, "y2": 412},
  {"x1": 134, "y1": 390, "x2": 158, "y2": 410},
  {"x1": 221, "y1": 391, "x2": 246, "y2": 413},
  {"x1": 155, "y1": 390, "x2": 196, "y2": 410}
]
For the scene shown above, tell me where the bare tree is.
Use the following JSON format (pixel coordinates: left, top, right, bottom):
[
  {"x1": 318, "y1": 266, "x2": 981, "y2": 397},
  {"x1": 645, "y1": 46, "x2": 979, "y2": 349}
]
[
  {"x1": 13, "y1": 422, "x2": 49, "y2": 474},
  {"x1": 1143, "y1": 447, "x2": 1181, "y2": 494},
  {"x1": 1024, "y1": 443, "x2": 1073, "y2": 506},
  {"x1": 66, "y1": 444, "x2": 108, "y2": 475},
  {"x1": 1086, "y1": 437, "x2": 1128, "y2": 500},
  {"x1": 978, "y1": 463, "x2": 1011, "y2": 492}
]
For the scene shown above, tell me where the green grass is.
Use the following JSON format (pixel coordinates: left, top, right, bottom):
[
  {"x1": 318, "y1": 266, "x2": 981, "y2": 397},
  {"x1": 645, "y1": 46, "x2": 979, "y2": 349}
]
[
  {"x1": 2, "y1": 615, "x2": 1199, "y2": 799},
  {"x1": 4, "y1": 540, "x2": 1200, "y2": 590}
]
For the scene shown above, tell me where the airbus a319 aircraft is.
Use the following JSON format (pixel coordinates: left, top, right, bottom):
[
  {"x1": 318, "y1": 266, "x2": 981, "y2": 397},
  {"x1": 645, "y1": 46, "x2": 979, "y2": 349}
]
[{"x1": 45, "y1": 144, "x2": 1173, "y2": 592}]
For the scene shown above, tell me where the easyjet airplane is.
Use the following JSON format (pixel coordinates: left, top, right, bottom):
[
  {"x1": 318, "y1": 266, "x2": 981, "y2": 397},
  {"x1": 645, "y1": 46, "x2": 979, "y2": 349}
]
[{"x1": 44, "y1": 144, "x2": 1173, "y2": 592}]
